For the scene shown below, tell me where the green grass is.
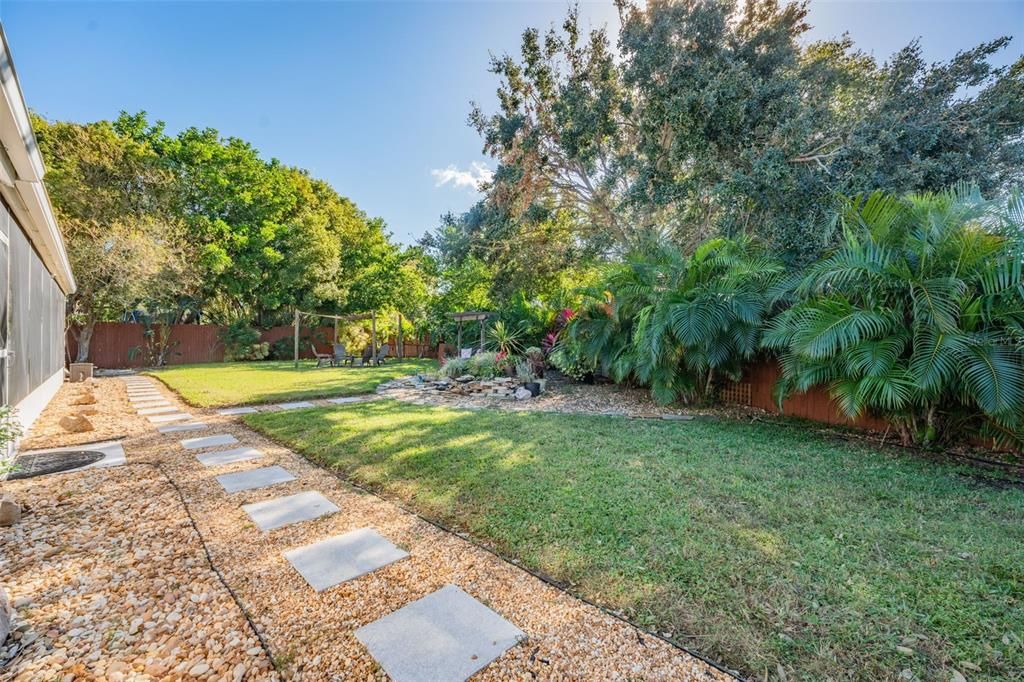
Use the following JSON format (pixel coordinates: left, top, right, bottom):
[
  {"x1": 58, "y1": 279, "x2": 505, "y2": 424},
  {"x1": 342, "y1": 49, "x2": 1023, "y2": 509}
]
[
  {"x1": 246, "y1": 401, "x2": 1024, "y2": 680},
  {"x1": 148, "y1": 359, "x2": 435, "y2": 407}
]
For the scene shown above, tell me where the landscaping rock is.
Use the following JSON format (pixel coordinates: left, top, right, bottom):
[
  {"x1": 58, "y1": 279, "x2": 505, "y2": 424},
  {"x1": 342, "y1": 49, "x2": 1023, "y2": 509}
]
[
  {"x1": 514, "y1": 387, "x2": 532, "y2": 400},
  {"x1": 0, "y1": 586, "x2": 11, "y2": 643},
  {"x1": 58, "y1": 414, "x2": 94, "y2": 433},
  {"x1": 76, "y1": 407, "x2": 100, "y2": 416},
  {"x1": 71, "y1": 392, "x2": 97, "y2": 406},
  {"x1": 0, "y1": 494, "x2": 19, "y2": 526}
]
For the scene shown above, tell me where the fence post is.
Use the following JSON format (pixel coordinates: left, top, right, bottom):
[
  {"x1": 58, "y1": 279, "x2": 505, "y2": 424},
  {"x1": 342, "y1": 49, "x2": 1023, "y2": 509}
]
[{"x1": 293, "y1": 310, "x2": 300, "y2": 369}]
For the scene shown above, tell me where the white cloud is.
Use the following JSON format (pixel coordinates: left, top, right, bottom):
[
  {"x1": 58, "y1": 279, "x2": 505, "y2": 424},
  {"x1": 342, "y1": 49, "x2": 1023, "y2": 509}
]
[{"x1": 431, "y1": 162, "x2": 493, "y2": 191}]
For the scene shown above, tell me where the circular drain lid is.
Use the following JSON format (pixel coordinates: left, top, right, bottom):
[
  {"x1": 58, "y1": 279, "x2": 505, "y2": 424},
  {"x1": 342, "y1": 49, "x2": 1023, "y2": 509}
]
[{"x1": 6, "y1": 450, "x2": 106, "y2": 480}]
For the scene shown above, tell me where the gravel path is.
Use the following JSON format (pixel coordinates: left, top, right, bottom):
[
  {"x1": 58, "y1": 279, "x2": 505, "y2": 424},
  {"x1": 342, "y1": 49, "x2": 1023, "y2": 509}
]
[{"x1": 3, "y1": 377, "x2": 734, "y2": 681}]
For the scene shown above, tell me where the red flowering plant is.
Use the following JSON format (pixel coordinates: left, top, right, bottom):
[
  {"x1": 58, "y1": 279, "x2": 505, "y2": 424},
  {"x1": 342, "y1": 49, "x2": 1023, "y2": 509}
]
[{"x1": 542, "y1": 308, "x2": 576, "y2": 354}]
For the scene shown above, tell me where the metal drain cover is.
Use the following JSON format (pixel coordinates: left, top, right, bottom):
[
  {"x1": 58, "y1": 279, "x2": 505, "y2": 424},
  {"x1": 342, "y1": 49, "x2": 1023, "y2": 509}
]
[{"x1": 7, "y1": 450, "x2": 106, "y2": 480}]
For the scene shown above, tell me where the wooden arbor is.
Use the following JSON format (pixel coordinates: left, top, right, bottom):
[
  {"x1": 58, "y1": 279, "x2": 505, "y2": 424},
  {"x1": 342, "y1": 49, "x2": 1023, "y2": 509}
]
[
  {"x1": 292, "y1": 310, "x2": 378, "y2": 369},
  {"x1": 450, "y1": 311, "x2": 495, "y2": 353}
]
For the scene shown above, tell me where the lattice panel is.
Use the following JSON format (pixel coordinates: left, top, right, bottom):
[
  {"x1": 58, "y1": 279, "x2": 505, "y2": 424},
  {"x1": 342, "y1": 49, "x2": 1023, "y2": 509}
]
[{"x1": 719, "y1": 381, "x2": 752, "y2": 406}]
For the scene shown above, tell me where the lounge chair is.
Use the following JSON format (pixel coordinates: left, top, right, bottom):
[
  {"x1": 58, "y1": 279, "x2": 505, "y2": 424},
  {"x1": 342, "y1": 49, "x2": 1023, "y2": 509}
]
[
  {"x1": 357, "y1": 346, "x2": 374, "y2": 366},
  {"x1": 373, "y1": 344, "x2": 390, "y2": 366},
  {"x1": 333, "y1": 344, "x2": 353, "y2": 366},
  {"x1": 311, "y1": 344, "x2": 334, "y2": 368}
]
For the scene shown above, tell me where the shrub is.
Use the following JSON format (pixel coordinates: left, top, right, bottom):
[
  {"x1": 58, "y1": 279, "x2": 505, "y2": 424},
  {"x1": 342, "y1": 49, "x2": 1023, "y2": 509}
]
[
  {"x1": 440, "y1": 357, "x2": 470, "y2": 378},
  {"x1": 764, "y1": 185, "x2": 1024, "y2": 446},
  {"x1": 468, "y1": 351, "x2": 501, "y2": 378},
  {"x1": 220, "y1": 321, "x2": 264, "y2": 361},
  {"x1": 549, "y1": 336, "x2": 595, "y2": 382}
]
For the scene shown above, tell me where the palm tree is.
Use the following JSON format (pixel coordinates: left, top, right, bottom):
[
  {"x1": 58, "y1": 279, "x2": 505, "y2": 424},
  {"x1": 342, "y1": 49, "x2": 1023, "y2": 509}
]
[
  {"x1": 568, "y1": 237, "x2": 784, "y2": 404},
  {"x1": 763, "y1": 184, "x2": 1024, "y2": 445}
]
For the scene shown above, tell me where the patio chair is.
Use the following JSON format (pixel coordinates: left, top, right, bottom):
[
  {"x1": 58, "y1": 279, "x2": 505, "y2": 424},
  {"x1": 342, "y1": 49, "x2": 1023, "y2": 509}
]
[
  {"x1": 311, "y1": 344, "x2": 334, "y2": 368},
  {"x1": 333, "y1": 343, "x2": 353, "y2": 366},
  {"x1": 373, "y1": 343, "x2": 391, "y2": 366},
  {"x1": 357, "y1": 345, "x2": 374, "y2": 366}
]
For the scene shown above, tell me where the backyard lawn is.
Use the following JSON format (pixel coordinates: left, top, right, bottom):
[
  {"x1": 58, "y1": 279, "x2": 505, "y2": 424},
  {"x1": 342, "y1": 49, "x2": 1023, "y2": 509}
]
[
  {"x1": 148, "y1": 359, "x2": 435, "y2": 407},
  {"x1": 246, "y1": 400, "x2": 1024, "y2": 681}
]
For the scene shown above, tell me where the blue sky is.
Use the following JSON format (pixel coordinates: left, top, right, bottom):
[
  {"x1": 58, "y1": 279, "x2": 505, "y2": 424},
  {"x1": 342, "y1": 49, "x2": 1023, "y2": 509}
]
[{"x1": 2, "y1": 1, "x2": 1021, "y2": 244}]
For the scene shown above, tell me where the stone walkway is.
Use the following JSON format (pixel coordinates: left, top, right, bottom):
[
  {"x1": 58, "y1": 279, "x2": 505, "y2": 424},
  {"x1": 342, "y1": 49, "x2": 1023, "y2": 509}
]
[{"x1": 108, "y1": 376, "x2": 732, "y2": 679}]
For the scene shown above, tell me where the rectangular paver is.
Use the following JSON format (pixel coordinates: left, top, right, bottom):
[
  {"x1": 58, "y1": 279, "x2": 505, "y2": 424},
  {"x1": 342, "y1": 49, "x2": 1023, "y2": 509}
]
[
  {"x1": 354, "y1": 584, "x2": 523, "y2": 682},
  {"x1": 128, "y1": 391, "x2": 161, "y2": 397},
  {"x1": 157, "y1": 422, "x2": 209, "y2": 434},
  {"x1": 132, "y1": 395, "x2": 169, "y2": 405},
  {"x1": 285, "y1": 528, "x2": 408, "y2": 592},
  {"x1": 241, "y1": 491, "x2": 339, "y2": 531},
  {"x1": 196, "y1": 447, "x2": 264, "y2": 467},
  {"x1": 137, "y1": 405, "x2": 178, "y2": 415},
  {"x1": 277, "y1": 401, "x2": 316, "y2": 410},
  {"x1": 326, "y1": 396, "x2": 363, "y2": 405},
  {"x1": 217, "y1": 407, "x2": 259, "y2": 415},
  {"x1": 216, "y1": 465, "x2": 296, "y2": 493},
  {"x1": 180, "y1": 434, "x2": 238, "y2": 450},
  {"x1": 148, "y1": 413, "x2": 192, "y2": 423}
]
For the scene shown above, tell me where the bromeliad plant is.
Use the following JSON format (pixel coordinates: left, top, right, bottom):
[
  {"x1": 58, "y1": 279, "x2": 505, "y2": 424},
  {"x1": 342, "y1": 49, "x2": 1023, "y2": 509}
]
[
  {"x1": 763, "y1": 185, "x2": 1024, "y2": 446},
  {"x1": 565, "y1": 237, "x2": 785, "y2": 404}
]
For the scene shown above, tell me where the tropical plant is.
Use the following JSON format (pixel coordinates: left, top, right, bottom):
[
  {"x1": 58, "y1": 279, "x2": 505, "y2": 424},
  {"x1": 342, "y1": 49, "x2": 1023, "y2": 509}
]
[
  {"x1": 487, "y1": 320, "x2": 526, "y2": 355},
  {"x1": 763, "y1": 184, "x2": 1024, "y2": 445},
  {"x1": 567, "y1": 237, "x2": 785, "y2": 403},
  {"x1": 523, "y1": 346, "x2": 546, "y2": 379},
  {"x1": 514, "y1": 358, "x2": 536, "y2": 383}
]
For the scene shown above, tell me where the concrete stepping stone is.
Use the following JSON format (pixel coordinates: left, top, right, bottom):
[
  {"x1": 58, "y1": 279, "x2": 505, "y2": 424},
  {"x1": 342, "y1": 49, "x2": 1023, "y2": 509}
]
[
  {"x1": 148, "y1": 412, "x2": 192, "y2": 423},
  {"x1": 277, "y1": 401, "x2": 316, "y2": 410},
  {"x1": 355, "y1": 584, "x2": 524, "y2": 682},
  {"x1": 127, "y1": 390, "x2": 160, "y2": 396},
  {"x1": 241, "y1": 491, "x2": 338, "y2": 531},
  {"x1": 137, "y1": 405, "x2": 178, "y2": 415},
  {"x1": 285, "y1": 528, "x2": 408, "y2": 592},
  {"x1": 128, "y1": 393, "x2": 162, "y2": 400},
  {"x1": 158, "y1": 422, "x2": 209, "y2": 434},
  {"x1": 180, "y1": 433, "x2": 238, "y2": 449},
  {"x1": 326, "y1": 396, "x2": 363, "y2": 405},
  {"x1": 217, "y1": 407, "x2": 258, "y2": 415},
  {"x1": 131, "y1": 399, "x2": 170, "y2": 407},
  {"x1": 216, "y1": 465, "x2": 296, "y2": 493},
  {"x1": 196, "y1": 447, "x2": 264, "y2": 467}
]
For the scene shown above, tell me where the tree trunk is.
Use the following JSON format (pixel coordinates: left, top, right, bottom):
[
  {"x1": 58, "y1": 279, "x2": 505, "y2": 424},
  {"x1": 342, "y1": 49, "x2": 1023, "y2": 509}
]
[{"x1": 76, "y1": 321, "x2": 95, "y2": 362}]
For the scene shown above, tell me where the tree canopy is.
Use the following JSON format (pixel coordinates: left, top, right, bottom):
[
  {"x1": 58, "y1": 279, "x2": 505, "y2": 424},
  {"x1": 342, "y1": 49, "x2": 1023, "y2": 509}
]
[
  {"x1": 465, "y1": 0, "x2": 1024, "y2": 265},
  {"x1": 35, "y1": 111, "x2": 417, "y2": 354}
]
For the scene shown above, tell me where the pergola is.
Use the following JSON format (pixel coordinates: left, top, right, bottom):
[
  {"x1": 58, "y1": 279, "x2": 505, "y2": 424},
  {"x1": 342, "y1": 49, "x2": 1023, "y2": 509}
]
[
  {"x1": 292, "y1": 309, "x2": 378, "y2": 369},
  {"x1": 450, "y1": 311, "x2": 495, "y2": 353}
]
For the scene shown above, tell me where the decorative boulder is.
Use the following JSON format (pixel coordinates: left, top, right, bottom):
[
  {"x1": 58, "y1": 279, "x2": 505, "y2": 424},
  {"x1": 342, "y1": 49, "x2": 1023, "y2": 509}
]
[
  {"x1": 77, "y1": 407, "x2": 100, "y2": 416},
  {"x1": 514, "y1": 387, "x2": 533, "y2": 400},
  {"x1": 71, "y1": 392, "x2": 97, "y2": 406},
  {"x1": 59, "y1": 414, "x2": 94, "y2": 433},
  {"x1": 0, "y1": 494, "x2": 20, "y2": 527}
]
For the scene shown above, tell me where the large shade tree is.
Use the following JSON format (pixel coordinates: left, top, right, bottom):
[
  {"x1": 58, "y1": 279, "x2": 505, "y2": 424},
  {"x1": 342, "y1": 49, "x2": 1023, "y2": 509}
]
[
  {"x1": 32, "y1": 114, "x2": 195, "y2": 361},
  {"x1": 472, "y1": 0, "x2": 1024, "y2": 263}
]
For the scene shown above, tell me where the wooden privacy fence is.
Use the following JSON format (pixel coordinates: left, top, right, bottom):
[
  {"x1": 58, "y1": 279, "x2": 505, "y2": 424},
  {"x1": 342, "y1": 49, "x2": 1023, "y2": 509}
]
[
  {"x1": 721, "y1": 360, "x2": 889, "y2": 431},
  {"x1": 67, "y1": 322, "x2": 433, "y2": 369},
  {"x1": 70, "y1": 322, "x2": 882, "y2": 432}
]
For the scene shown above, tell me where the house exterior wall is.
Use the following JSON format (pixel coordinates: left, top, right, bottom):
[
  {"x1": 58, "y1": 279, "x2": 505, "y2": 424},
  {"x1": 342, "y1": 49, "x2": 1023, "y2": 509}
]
[{"x1": 2, "y1": 197, "x2": 66, "y2": 410}]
